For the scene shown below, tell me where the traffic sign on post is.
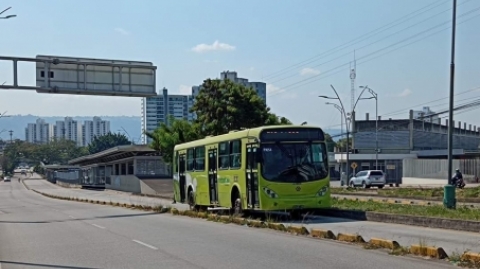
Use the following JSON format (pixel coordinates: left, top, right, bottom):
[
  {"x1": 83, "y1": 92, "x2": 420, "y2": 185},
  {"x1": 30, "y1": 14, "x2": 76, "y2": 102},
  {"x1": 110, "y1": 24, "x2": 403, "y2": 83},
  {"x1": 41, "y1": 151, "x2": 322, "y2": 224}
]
[{"x1": 351, "y1": 162, "x2": 358, "y2": 169}]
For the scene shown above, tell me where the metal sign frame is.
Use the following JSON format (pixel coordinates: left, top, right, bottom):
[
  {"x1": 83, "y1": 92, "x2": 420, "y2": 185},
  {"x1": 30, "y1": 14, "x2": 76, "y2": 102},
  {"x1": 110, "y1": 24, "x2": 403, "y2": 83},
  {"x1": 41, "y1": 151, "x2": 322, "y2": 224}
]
[{"x1": 0, "y1": 55, "x2": 158, "y2": 97}]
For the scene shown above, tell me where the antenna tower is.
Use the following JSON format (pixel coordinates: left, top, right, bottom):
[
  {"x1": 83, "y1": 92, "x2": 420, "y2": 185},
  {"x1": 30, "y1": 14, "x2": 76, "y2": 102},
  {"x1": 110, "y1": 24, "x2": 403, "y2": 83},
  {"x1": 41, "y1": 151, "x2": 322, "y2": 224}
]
[{"x1": 350, "y1": 51, "x2": 356, "y2": 113}]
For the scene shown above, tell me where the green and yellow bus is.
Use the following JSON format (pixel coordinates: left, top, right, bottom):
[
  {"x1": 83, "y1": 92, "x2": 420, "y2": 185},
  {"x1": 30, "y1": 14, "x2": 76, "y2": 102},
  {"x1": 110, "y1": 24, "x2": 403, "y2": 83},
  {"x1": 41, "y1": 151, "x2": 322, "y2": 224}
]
[{"x1": 172, "y1": 125, "x2": 330, "y2": 215}]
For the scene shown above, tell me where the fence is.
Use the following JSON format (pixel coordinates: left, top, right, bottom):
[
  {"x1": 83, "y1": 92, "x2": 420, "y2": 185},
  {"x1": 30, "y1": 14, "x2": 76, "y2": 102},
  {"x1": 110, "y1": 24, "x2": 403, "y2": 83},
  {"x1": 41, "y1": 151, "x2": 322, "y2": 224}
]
[{"x1": 403, "y1": 158, "x2": 480, "y2": 181}]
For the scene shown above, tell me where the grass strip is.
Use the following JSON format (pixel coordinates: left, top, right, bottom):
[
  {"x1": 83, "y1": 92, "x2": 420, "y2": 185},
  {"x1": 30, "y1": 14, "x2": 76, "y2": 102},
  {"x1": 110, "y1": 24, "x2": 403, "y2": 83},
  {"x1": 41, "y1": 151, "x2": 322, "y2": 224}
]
[{"x1": 332, "y1": 197, "x2": 480, "y2": 221}]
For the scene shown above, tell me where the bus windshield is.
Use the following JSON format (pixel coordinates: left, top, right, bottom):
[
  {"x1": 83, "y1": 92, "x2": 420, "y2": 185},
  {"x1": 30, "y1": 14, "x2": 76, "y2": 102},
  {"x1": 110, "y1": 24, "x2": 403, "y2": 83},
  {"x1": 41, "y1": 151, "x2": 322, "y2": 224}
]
[{"x1": 260, "y1": 142, "x2": 328, "y2": 183}]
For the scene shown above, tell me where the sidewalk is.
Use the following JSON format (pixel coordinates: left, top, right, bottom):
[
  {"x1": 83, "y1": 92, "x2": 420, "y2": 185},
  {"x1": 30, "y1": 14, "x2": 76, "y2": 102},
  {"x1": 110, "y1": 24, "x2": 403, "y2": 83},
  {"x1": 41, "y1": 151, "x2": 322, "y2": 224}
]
[{"x1": 23, "y1": 178, "x2": 190, "y2": 211}]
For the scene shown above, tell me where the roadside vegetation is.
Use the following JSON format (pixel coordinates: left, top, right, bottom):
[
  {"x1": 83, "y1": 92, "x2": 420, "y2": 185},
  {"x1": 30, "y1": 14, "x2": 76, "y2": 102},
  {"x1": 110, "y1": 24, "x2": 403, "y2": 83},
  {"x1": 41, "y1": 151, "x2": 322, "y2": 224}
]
[
  {"x1": 331, "y1": 186, "x2": 480, "y2": 202},
  {"x1": 332, "y1": 197, "x2": 480, "y2": 221}
]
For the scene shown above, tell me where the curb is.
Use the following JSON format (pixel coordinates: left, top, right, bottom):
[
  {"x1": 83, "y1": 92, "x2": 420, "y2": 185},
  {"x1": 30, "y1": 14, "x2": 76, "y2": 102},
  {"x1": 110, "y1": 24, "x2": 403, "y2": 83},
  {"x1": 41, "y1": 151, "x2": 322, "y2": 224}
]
[
  {"x1": 369, "y1": 238, "x2": 400, "y2": 250},
  {"x1": 317, "y1": 208, "x2": 480, "y2": 233},
  {"x1": 409, "y1": 244, "x2": 448, "y2": 259},
  {"x1": 310, "y1": 229, "x2": 336, "y2": 240},
  {"x1": 337, "y1": 233, "x2": 365, "y2": 243},
  {"x1": 32, "y1": 188, "x2": 480, "y2": 264}
]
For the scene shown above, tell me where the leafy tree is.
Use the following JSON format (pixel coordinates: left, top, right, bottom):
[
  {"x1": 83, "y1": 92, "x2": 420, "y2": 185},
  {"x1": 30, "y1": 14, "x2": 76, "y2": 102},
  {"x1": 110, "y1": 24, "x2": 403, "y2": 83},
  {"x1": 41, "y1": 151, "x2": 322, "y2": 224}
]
[
  {"x1": 1, "y1": 139, "x2": 89, "y2": 171},
  {"x1": 336, "y1": 137, "x2": 352, "y2": 152},
  {"x1": 145, "y1": 116, "x2": 203, "y2": 163},
  {"x1": 325, "y1": 133, "x2": 336, "y2": 152},
  {"x1": 191, "y1": 78, "x2": 291, "y2": 136},
  {"x1": 265, "y1": 113, "x2": 292, "y2": 125},
  {"x1": 87, "y1": 132, "x2": 131, "y2": 154}
]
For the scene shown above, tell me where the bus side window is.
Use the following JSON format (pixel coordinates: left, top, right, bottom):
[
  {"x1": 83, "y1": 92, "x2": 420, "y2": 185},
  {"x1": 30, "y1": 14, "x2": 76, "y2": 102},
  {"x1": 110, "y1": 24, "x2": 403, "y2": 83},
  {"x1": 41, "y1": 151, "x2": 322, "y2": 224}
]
[
  {"x1": 230, "y1": 140, "x2": 241, "y2": 169},
  {"x1": 186, "y1": 149, "x2": 195, "y2": 171},
  {"x1": 219, "y1": 142, "x2": 230, "y2": 169},
  {"x1": 195, "y1": 147, "x2": 205, "y2": 171}
]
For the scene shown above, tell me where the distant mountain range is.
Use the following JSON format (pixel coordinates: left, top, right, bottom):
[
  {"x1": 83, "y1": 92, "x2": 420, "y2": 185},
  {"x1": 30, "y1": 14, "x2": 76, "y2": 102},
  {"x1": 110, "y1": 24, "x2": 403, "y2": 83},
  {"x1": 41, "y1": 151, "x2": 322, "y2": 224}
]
[
  {"x1": 0, "y1": 115, "x2": 142, "y2": 143},
  {"x1": 0, "y1": 115, "x2": 342, "y2": 143}
]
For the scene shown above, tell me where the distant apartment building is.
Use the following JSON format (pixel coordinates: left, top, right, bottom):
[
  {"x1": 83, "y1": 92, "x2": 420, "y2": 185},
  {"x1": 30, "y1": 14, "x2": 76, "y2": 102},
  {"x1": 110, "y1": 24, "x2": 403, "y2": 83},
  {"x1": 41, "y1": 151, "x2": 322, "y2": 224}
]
[
  {"x1": 25, "y1": 117, "x2": 110, "y2": 146},
  {"x1": 413, "y1": 106, "x2": 439, "y2": 123},
  {"x1": 82, "y1": 116, "x2": 110, "y2": 146},
  {"x1": 25, "y1": 118, "x2": 54, "y2": 144},
  {"x1": 141, "y1": 88, "x2": 194, "y2": 144},
  {"x1": 192, "y1": 71, "x2": 267, "y2": 102}
]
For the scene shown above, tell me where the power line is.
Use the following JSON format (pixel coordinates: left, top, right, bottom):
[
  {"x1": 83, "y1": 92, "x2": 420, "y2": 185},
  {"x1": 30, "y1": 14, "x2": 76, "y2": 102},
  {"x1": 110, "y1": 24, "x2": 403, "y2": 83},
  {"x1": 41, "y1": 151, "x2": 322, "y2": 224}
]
[
  {"x1": 263, "y1": 0, "x2": 451, "y2": 80},
  {"x1": 268, "y1": 0, "x2": 473, "y2": 85},
  {"x1": 268, "y1": 7, "x2": 480, "y2": 98},
  {"x1": 323, "y1": 86, "x2": 480, "y2": 131}
]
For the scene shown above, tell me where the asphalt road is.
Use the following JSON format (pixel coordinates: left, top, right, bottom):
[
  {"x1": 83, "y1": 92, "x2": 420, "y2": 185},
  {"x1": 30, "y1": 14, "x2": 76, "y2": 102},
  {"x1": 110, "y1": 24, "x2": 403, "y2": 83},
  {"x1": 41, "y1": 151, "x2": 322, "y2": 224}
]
[
  {"x1": 0, "y1": 178, "x2": 455, "y2": 268},
  {"x1": 23, "y1": 177, "x2": 480, "y2": 255}
]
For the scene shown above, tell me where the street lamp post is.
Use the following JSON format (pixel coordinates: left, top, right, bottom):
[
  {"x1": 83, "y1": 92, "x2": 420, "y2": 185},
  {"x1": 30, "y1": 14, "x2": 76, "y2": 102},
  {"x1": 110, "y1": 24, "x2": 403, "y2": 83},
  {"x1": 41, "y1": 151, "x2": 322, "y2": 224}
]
[
  {"x1": 0, "y1": 7, "x2": 16, "y2": 20},
  {"x1": 359, "y1": 86, "x2": 379, "y2": 169},
  {"x1": 319, "y1": 85, "x2": 350, "y2": 186},
  {"x1": 326, "y1": 102, "x2": 344, "y2": 175}
]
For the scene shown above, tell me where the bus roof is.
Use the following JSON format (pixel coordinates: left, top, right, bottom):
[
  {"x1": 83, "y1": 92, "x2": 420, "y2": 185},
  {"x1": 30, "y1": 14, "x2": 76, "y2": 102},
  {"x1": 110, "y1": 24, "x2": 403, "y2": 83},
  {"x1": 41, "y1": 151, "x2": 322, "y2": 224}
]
[{"x1": 174, "y1": 125, "x2": 324, "y2": 151}]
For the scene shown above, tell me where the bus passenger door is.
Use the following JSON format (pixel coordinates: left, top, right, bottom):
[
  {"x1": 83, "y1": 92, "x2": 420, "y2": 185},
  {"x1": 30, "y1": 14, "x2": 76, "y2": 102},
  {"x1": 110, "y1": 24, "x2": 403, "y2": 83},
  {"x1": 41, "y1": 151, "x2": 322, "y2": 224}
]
[
  {"x1": 208, "y1": 149, "x2": 218, "y2": 204},
  {"x1": 179, "y1": 154, "x2": 186, "y2": 203},
  {"x1": 246, "y1": 145, "x2": 259, "y2": 208}
]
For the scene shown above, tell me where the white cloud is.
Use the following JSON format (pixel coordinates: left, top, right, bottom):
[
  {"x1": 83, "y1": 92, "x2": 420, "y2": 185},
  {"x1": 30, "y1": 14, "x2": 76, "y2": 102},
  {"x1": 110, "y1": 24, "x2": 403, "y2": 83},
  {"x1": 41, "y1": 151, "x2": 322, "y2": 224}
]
[
  {"x1": 114, "y1": 28, "x2": 130, "y2": 35},
  {"x1": 178, "y1": 85, "x2": 191, "y2": 94},
  {"x1": 299, "y1": 67, "x2": 320, "y2": 76},
  {"x1": 204, "y1": 59, "x2": 219, "y2": 63},
  {"x1": 397, "y1": 88, "x2": 412, "y2": 97},
  {"x1": 191, "y1": 40, "x2": 236, "y2": 53}
]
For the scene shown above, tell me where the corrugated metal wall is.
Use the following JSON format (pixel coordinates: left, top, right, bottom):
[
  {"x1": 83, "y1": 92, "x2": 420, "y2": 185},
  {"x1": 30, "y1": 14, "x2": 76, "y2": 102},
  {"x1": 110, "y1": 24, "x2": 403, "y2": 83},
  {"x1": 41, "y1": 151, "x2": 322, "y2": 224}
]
[{"x1": 403, "y1": 158, "x2": 480, "y2": 180}]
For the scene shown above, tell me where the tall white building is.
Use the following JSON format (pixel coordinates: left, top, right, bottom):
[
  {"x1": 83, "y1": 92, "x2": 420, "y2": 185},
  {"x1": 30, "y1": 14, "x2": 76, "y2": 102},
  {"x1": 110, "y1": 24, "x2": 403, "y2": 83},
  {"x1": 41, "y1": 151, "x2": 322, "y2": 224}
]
[
  {"x1": 53, "y1": 117, "x2": 82, "y2": 146},
  {"x1": 25, "y1": 118, "x2": 54, "y2": 144},
  {"x1": 82, "y1": 116, "x2": 111, "y2": 146},
  {"x1": 192, "y1": 71, "x2": 267, "y2": 102},
  {"x1": 141, "y1": 88, "x2": 194, "y2": 144},
  {"x1": 25, "y1": 117, "x2": 111, "y2": 146}
]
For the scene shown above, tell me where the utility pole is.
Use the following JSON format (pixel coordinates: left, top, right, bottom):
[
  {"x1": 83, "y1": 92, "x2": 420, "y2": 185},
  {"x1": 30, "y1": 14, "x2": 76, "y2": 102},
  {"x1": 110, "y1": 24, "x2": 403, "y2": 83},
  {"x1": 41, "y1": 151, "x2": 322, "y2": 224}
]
[
  {"x1": 447, "y1": 0, "x2": 457, "y2": 184},
  {"x1": 9, "y1": 130, "x2": 13, "y2": 143}
]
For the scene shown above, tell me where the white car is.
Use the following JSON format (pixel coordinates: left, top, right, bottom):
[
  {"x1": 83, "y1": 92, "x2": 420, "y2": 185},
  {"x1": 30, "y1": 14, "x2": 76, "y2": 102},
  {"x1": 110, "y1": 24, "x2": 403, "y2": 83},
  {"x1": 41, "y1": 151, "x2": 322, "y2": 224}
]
[
  {"x1": 349, "y1": 170, "x2": 386, "y2": 188},
  {"x1": 4, "y1": 176, "x2": 11, "y2": 182}
]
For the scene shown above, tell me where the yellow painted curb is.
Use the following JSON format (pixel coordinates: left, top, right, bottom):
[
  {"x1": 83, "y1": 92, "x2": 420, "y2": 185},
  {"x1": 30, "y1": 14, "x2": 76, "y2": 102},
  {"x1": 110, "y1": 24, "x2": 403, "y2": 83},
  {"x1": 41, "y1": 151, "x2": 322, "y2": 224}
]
[
  {"x1": 461, "y1": 252, "x2": 480, "y2": 263},
  {"x1": 287, "y1": 226, "x2": 309, "y2": 235},
  {"x1": 232, "y1": 217, "x2": 246, "y2": 225},
  {"x1": 369, "y1": 238, "x2": 400, "y2": 249},
  {"x1": 310, "y1": 229, "x2": 336, "y2": 240},
  {"x1": 409, "y1": 244, "x2": 448, "y2": 259},
  {"x1": 248, "y1": 220, "x2": 265, "y2": 228},
  {"x1": 219, "y1": 215, "x2": 231, "y2": 222},
  {"x1": 267, "y1": 223, "x2": 286, "y2": 231},
  {"x1": 337, "y1": 233, "x2": 365, "y2": 243}
]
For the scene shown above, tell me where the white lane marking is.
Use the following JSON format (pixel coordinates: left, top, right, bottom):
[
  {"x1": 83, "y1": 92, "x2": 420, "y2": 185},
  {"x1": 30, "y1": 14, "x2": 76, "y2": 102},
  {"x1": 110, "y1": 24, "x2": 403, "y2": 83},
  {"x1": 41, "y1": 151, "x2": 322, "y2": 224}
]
[
  {"x1": 132, "y1": 239, "x2": 158, "y2": 250},
  {"x1": 91, "y1": 224, "x2": 105, "y2": 229}
]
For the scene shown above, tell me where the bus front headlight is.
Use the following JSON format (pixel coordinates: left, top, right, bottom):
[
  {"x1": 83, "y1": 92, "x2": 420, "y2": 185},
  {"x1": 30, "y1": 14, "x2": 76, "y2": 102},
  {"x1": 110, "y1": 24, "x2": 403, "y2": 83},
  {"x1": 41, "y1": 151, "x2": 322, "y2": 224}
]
[
  {"x1": 316, "y1": 186, "x2": 329, "y2": 197},
  {"x1": 263, "y1": 187, "x2": 278, "y2": 199}
]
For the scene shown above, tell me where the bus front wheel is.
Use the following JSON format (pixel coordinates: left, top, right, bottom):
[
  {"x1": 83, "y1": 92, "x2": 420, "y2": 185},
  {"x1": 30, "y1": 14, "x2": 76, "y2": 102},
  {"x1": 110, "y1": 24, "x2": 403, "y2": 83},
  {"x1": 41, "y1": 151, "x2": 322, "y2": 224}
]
[{"x1": 188, "y1": 189, "x2": 196, "y2": 210}]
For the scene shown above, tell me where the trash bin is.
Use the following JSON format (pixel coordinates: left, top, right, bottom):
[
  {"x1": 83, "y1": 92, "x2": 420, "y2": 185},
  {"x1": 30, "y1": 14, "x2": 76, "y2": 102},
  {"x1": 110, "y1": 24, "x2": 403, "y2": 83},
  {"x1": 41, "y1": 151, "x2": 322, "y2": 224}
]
[{"x1": 443, "y1": 184, "x2": 456, "y2": 209}]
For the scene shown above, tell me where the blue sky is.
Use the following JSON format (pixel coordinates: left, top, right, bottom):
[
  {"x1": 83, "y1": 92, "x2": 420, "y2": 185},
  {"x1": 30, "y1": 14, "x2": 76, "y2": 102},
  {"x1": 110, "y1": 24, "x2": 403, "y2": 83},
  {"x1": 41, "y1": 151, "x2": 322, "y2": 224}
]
[{"x1": 0, "y1": 0, "x2": 479, "y2": 130}]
